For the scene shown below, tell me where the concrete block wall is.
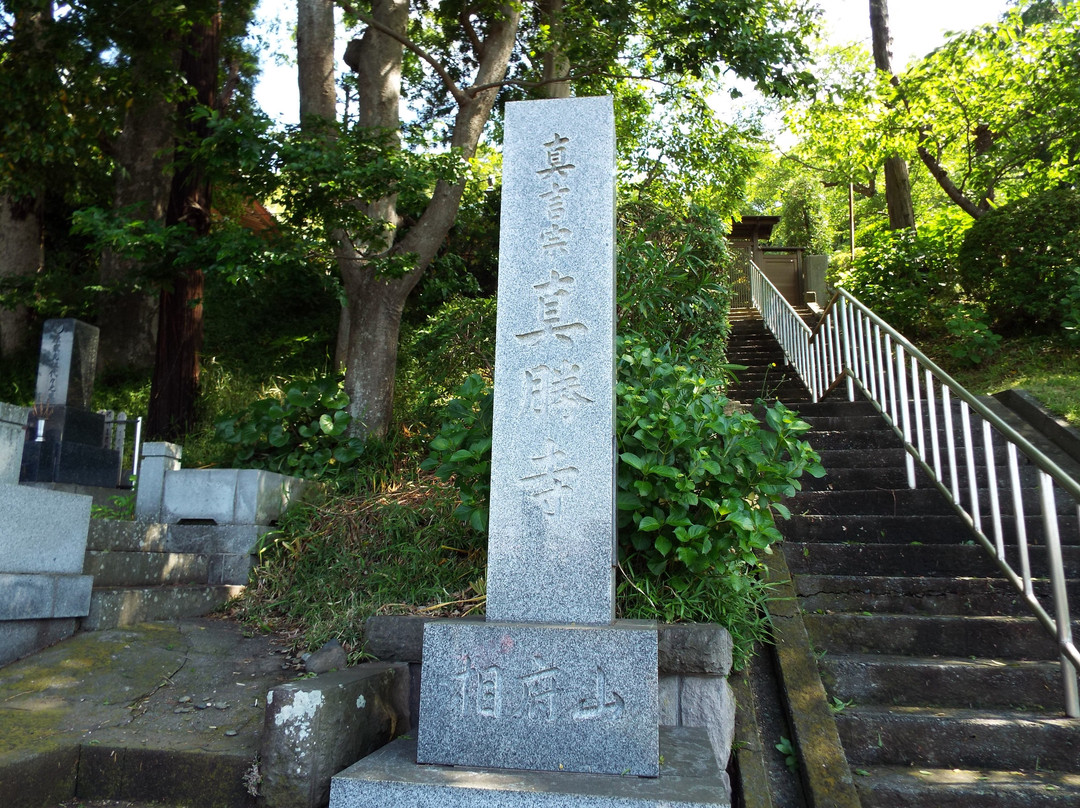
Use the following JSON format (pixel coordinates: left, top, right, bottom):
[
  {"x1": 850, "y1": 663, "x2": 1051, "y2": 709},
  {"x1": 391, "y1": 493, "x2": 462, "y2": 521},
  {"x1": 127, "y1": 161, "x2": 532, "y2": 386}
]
[{"x1": 136, "y1": 442, "x2": 311, "y2": 526}]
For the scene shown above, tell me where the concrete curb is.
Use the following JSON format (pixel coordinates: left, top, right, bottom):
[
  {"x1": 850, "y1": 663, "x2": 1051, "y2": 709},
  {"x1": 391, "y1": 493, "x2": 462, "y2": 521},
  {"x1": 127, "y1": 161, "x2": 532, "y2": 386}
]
[
  {"x1": 765, "y1": 551, "x2": 862, "y2": 808},
  {"x1": 994, "y1": 388, "x2": 1080, "y2": 467}
]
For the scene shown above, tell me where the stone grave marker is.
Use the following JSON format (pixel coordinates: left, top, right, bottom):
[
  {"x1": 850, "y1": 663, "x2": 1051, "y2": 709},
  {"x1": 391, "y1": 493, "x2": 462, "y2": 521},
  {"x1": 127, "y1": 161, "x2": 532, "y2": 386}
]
[
  {"x1": 415, "y1": 95, "x2": 659, "y2": 778},
  {"x1": 20, "y1": 318, "x2": 122, "y2": 487}
]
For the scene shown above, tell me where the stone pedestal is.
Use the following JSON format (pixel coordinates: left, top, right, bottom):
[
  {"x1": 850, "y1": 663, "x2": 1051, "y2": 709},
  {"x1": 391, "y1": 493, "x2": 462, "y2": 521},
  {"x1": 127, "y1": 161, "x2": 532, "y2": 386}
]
[
  {"x1": 417, "y1": 620, "x2": 658, "y2": 776},
  {"x1": 332, "y1": 728, "x2": 730, "y2": 808}
]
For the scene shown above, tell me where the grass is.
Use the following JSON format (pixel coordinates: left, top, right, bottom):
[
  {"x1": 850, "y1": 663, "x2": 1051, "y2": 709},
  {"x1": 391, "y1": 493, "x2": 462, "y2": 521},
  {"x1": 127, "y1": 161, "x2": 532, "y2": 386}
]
[
  {"x1": 229, "y1": 460, "x2": 488, "y2": 662},
  {"x1": 928, "y1": 333, "x2": 1080, "y2": 427}
]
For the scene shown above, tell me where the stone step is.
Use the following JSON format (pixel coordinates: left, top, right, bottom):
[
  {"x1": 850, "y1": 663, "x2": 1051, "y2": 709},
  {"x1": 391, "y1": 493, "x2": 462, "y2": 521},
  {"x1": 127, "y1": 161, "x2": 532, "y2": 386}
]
[
  {"x1": 794, "y1": 400, "x2": 882, "y2": 418},
  {"x1": 795, "y1": 574, "x2": 1080, "y2": 617},
  {"x1": 785, "y1": 542, "x2": 1080, "y2": 578},
  {"x1": 803, "y1": 466, "x2": 940, "y2": 490},
  {"x1": 83, "y1": 550, "x2": 210, "y2": 587},
  {"x1": 801, "y1": 612, "x2": 1063, "y2": 660},
  {"x1": 82, "y1": 584, "x2": 244, "y2": 630},
  {"x1": 788, "y1": 486, "x2": 1077, "y2": 519},
  {"x1": 836, "y1": 705, "x2": 1080, "y2": 772},
  {"x1": 853, "y1": 764, "x2": 1080, "y2": 808},
  {"x1": 87, "y1": 518, "x2": 169, "y2": 552},
  {"x1": 783, "y1": 512, "x2": 1080, "y2": 544},
  {"x1": 788, "y1": 488, "x2": 957, "y2": 516},
  {"x1": 819, "y1": 653, "x2": 1063, "y2": 711}
]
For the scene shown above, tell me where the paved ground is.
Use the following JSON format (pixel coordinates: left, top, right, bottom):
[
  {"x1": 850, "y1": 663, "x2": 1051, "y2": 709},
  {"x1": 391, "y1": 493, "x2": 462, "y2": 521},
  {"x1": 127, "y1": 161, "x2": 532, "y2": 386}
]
[{"x1": 0, "y1": 616, "x2": 298, "y2": 808}]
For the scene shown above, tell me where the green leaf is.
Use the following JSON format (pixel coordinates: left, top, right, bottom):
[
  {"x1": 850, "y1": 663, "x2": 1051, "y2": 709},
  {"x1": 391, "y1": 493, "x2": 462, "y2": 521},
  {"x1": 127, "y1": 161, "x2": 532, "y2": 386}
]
[
  {"x1": 655, "y1": 534, "x2": 672, "y2": 556},
  {"x1": 620, "y1": 452, "x2": 646, "y2": 470},
  {"x1": 638, "y1": 516, "x2": 662, "y2": 532}
]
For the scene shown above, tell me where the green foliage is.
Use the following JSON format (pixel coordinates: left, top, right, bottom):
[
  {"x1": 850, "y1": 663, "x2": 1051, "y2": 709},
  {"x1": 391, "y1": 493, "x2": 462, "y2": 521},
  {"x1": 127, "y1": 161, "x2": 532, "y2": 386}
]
[
  {"x1": 90, "y1": 489, "x2": 136, "y2": 521},
  {"x1": 215, "y1": 374, "x2": 366, "y2": 480},
  {"x1": 419, "y1": 374, "x2": 493, "y2": 537},
  {"x1": 421, "y1": 339, "x2": 824, "y2": 663},
  {"x1": 957, "y1": 186, "x2": 1080, "y2": 332},
  {"x1": 398, "y1": 296, "x2": 496, "y2": 424},
  {"x1": 836, "y1": 228, "x2": 960, "y2": 337},
  {"x1": 615, "y1": 337, "x2": 823, "y2": 582},
  {"x1": 233, "y1": 474, "x2": 486, "y2": 657},
  {"x1": 617, "y1": 202, "x2": 733, "y2": 365},
  {"x1": 1062, "y1": 269, "x2": 1080, "y2": 348},
  {"x1": 775, "y1": 736, "x2": 798, "y2": 773},
  {"x1": 943, "y1": 304, "x2": 1001, "y2": 367}
]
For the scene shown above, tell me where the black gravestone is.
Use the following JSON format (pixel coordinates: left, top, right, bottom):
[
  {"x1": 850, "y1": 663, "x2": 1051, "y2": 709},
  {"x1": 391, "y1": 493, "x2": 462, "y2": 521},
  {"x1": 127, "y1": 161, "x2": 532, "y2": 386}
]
[{"x1": 20, "y1": 319, "x2": 121, "y2": 487}]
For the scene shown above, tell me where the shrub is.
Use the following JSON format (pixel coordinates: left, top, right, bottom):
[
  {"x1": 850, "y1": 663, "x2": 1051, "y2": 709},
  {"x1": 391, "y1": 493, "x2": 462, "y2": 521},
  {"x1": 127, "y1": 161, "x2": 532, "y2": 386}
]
[
  {"x1": 943, "y1": 303, "x2": 1001, "y2": 367},
  {"x1": 615, "y1": 337, "x2": 823, "y2": 583},
  {"x1": 835, "y1": 228, "x2": 959, "y2": 337},
  {"x1": 422, "y1": 337, "x2": 824, "y2": 659},
  {"x1": 957, "y1": 187, "x2": 1080, "y2": 333},
  {"x1": 215, "y1": 373, "x2": 366, "y2": 479}
]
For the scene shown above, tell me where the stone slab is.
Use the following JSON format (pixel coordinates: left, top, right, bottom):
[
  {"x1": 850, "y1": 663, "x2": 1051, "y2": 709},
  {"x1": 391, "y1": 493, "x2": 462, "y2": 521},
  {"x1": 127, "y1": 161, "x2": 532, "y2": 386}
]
[
  {"x1": 658, "y1": 624, "x2": 733, "y2": 676},
  {"x1": 162, "y1": 468, "x2": 239, "y2": 524},
  {"x1": 330, "y1": 727, "x2": 730, "y2": 808},
  {"x1": 487, "y1": 96, "x2": 617, "y2": 625},
  {"x1": 167, "y1": 522, "x2": 269, "y2": 555},
  {"x1": 81, "y1": 585, "x2": 243, "y2": 630},
  {"x1": 34, "y1": 318, "x2": 99, "y2": 410},
  {"x1": 0, "y1": 403, "x2": 29, "y2": 485},
  {"x1": 365, "y1": 615, "x2": 734, "y2": 676},
  {"x1": 417, "y1": 619, "x2": 658, "y2": 776},
  {"x1": 260, "y1": 664, "x2": 410, "y2": 808},
  {"x1": 160, "y1": 468, "x2": 310, "y2": 525},
  {"x1": 0, "y1": 573, "x2": 93, "y2": 620},
  {"x1": 0, "y1": 483, "x2": 91, "y2": 574},
  {"x1": 0, "y1": 618, "x2": 79, "y2": 667}
]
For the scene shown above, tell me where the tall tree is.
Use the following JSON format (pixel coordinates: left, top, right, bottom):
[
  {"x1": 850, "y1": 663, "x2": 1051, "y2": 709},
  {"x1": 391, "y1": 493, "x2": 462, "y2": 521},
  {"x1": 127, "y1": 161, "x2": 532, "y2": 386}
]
[
  {"x1": 869, "y1": 0, "x2": 915, "y2": 229},
  {"x1": 95, "y1": 12, "x2": 181, "y2": 374},
  {"x1": 146, "y1": 4, "x2": 221, "y2": 439},
  {"x1": 0, "y1": 0, "x2": 51, "y2": 357},
  {"x1": 303, "y1": 0, "x2": 817, "y2": 440}
]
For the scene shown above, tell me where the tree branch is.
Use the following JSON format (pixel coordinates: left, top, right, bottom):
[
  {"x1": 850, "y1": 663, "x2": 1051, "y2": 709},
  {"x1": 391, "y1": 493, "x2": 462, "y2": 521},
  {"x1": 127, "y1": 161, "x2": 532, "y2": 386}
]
[
  {"x1": 459, "y1": 10, "x2": 483, "y2": 60},
  {"x1": 347, "y1": 8, "x2": 467, "y2": 105},
  {"x1": 916, "y1": 131, "x2": 985, "y2": 220}
]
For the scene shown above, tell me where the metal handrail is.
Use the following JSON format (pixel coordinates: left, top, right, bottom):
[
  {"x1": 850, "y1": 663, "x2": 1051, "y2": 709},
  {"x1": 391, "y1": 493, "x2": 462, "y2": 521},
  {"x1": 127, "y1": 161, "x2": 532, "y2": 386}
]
[{"x1": 746, "y1": 260, "x2": 1080, "y2": 717}]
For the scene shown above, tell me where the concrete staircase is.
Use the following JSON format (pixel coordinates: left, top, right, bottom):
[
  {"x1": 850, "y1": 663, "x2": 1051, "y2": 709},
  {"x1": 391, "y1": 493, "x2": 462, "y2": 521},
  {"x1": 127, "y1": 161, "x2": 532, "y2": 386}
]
[
  {"x1": 82, "y1": 519, "x2": 244, "y2": 630},
  {"x1": 727, "y1": 308, "x2": 1080, "y2": 807}
]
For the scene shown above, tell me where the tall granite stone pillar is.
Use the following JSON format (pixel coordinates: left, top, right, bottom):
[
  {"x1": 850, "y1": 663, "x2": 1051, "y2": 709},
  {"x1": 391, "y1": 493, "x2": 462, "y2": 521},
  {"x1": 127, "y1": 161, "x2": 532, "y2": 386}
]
[
  {"x1": 331, "y1": 97, "x2": 728, "y2": 808},
  {"x1": 415, "y1": 96, "x2": 659, "y2": 778}
]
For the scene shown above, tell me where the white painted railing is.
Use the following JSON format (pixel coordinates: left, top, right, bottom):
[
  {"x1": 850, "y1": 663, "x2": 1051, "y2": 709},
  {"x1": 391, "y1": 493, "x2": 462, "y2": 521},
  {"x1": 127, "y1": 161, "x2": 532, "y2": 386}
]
[{"x1": 748, "y1": 259, "x2": 1080, "y2": 717}]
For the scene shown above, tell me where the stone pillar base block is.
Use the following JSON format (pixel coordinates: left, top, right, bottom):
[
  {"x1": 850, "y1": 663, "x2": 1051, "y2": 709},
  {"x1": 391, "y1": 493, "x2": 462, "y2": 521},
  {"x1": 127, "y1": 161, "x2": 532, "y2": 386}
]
[{"x1": 417, "y1": 619, "x2": 658, "y2": 777}]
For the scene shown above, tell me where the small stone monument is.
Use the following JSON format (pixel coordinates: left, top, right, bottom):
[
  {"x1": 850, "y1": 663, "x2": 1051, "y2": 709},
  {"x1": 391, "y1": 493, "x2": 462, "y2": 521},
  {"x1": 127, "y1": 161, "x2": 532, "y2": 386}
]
[
  {"x1": 20, "y1": 319, "x2": 122, "y2": 487},
  {"x1": 331, "y1": 97, "x2": 729, "y2": 807}
]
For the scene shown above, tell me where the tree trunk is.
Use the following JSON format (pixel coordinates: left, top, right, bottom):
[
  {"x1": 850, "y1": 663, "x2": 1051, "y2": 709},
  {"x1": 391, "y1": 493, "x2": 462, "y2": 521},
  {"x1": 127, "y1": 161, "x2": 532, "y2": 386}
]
[
  {"x1": 869, "y1": 0, "x2": 916, "y2": 230},
  {"x1": 297, "y1": 0, "x2": 352, "y2": 368},
  {"x1": 0, "y1": 195, "x2": 42, "y2": 357},
  {"x1": 97, "y1": 85, "x2": 175, "y2": 374},
  {"x1": 0, "y1": 1, "x2": 51, "y2": 358},
  {"x1": 298, "y1": 0, "x2": 337, "y2": 121},
  {"x1": 145, "y1": 8, "x2": 220, "y2": 440},
  {"x1": 539, "y1": 0, "x2": 571, "y2": 98},
  {"x1": 339, "y1": 1, "x2": 521, "y2": 439}
]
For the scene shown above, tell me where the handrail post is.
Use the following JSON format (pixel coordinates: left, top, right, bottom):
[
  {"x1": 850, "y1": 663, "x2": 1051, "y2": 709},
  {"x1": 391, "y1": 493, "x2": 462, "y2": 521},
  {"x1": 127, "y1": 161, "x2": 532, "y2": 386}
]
[{"x1": 1039, "y1": 474, "x2": 1079, "y2": 718}]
